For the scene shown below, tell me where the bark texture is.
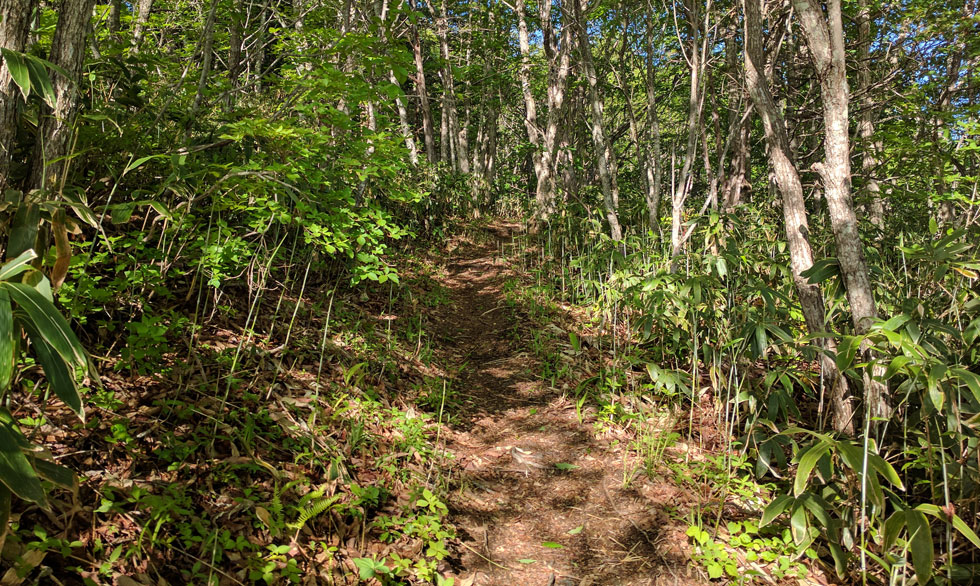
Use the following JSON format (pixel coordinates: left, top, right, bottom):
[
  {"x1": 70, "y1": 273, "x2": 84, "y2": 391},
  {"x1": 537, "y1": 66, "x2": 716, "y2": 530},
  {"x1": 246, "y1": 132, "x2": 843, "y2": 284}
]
[
  {"x1": 28, "y1": 0, "x2": 96, "y2": 193},
  {"x1": 743, "y1": 0, "x2": 854, "y2": 433},
  {"x1": 0, "y1": 0, "x2": 35, "y2": 189}
]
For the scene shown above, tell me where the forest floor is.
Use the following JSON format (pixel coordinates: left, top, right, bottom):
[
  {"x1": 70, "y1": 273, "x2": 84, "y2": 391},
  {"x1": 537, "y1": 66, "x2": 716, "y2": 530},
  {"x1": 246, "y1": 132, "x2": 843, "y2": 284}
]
[
  {"x1": 430, "y1": 223, "x2": 703, "y2": 585},
  {"x1": 2, "y1": 222, "x2": 831, "y2": 585}
]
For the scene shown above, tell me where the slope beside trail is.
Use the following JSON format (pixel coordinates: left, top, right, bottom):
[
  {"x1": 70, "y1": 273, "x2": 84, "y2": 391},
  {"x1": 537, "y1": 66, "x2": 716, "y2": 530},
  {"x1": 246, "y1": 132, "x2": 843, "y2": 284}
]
[{"x1": 426, "y1": 224, "x2": 705, "y2": 586}]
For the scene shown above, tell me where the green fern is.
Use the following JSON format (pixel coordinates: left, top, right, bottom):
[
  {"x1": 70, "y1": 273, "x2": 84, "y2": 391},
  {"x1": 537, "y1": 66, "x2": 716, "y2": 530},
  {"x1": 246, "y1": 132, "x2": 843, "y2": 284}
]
[{"x1": 289, "y1": 494, "x2": 340, "y2": 533}]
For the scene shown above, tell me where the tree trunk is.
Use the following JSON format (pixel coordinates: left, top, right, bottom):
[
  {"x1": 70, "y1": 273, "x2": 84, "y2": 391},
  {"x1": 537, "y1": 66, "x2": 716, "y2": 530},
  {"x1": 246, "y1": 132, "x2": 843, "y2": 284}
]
[
  {"x1": 575, "y1": 0, "x2": 621, "y2": 240},
  {"x1": 515, "y1": 0, "x2": 543, "y2": 187},
  {"x1": 534, "y1": 0, "x2": 573, "y2": 223},
  {"x1": 0, "y1": 0, "x2": 35, "y2": 190},
  {"x1": 671, "y1": 0, "x2": 706, "y2": 259},
  {"x1": 644, "y1": 4, "x2": 664, "y2": 230},
  {"x1": 794, "y1": 0, "x2": 888, "y2": 422},
  {"x1": 409, "y1": 8, "x2": 437, "y2": 163},
  {"x1": 132, "y1": 0, "x2": 153, "y2": 47},
  {"x1": 28, "y1": 0, "x2": 96, "y2": 193},
  {"x1": 857, "y1": 0, "x2": 883, "y2": 229},
  {"x1": 743, "y1": 0, "x2": 854, "y2": 433},
  {"x1": 437, "y1": 0, "x2": 465, "y2": 173},
  {"x1": 108, "y1": 0, "x2": 121, "y2": 34}
]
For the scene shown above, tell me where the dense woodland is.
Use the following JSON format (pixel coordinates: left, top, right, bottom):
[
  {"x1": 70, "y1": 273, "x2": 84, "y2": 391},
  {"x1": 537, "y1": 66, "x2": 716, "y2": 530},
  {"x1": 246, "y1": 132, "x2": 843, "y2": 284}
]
[{"x1": 0, "y1": 0, "x2": 979, "y2": 583}]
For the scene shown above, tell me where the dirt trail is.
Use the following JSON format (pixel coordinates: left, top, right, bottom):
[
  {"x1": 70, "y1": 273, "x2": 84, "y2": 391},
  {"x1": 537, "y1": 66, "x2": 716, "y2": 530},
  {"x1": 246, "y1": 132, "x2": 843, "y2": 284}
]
[{"x1": 429, "y1": 224, "x2": 700, "y2": 586}]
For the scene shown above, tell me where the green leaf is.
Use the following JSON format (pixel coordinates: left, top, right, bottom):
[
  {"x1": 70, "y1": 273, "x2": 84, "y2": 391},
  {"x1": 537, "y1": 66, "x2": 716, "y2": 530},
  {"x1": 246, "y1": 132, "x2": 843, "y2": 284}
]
[
  {"x1": 31, "y1": 457, "x2": 75, "y2": 490},
  {"x1": 517, "y1": 559, "x2": 536, "y2": 564},
  {"x1": 883, "y1": 510, "x2": 906, "y2": 551},
  {"x1": 951, "y1": 368, "x2": 980, "y2": 404},
  {"x1": 541, "y1": 541, "x2": 563, "y2": 549},
  {"x1": 0, "y1": 49, "x2": 30, "y2": 101},
  {"x1": 836, "y1": 336, "x2": 862, "y2": 371},
  {"x1": 24, "y1": 56, "x2": 56, "y2": 108},
  {"x1": 916, "y1": 504, "x2": 980, "y2": 550},
  {"x1": 794, "y1": 441, "x2": 830, "y2": 497},
  {"x1": 761, "y1": 494, "x2": 794, "y2": 526},
  {"x1": 0, "y1": 484, "x2": 10, "y2": 546},
  {"x1": 554, "y1": 462, "x2": 579, "y2": 471},
  {"x1": 123, "y1": 155, "x2": 163, "y2": 175},
  {"x1": 567, "y1": 525, "x2": 583, "y2": 535},
  {"x1": 22, "y1": 320, "x2": 83, "y2": 418},
  {"x1": 0, "y1": 249, "x2": 39, "y2": 281},
  {"x1": 906, "y1": 509, "x2": 934, "y2": 584},
  {"x1": 866, "y1": 453, "x2": 904, "y2": 490},
  {"x1": 6, "y1": 202, "x2": 40, "y2": 261},
  {"x1": 790, "y1": 503, "x2": 808, "y2": 545},
  {"x1": 0, "y1": 417, "x2": 46, "y2": 506},
  {"x1": 2, "y1": 282, "x2": 86, "y2": 367},
  {"x1": 0, "y1": 289, "x2": 14, "y2": 392}
]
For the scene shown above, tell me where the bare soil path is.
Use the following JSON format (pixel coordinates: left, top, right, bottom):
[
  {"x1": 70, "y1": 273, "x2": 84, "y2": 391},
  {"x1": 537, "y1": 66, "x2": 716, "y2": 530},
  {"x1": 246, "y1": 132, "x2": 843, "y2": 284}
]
[{"x1": 428, "y1": 224, "x2": 702, "y2": 586}]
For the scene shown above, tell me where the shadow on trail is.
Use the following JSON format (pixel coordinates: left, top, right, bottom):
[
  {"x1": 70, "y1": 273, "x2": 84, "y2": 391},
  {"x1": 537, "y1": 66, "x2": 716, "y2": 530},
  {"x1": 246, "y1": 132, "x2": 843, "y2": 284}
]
[{"x1": 430, "y1": 224, "x2": 700, "y2": 586}]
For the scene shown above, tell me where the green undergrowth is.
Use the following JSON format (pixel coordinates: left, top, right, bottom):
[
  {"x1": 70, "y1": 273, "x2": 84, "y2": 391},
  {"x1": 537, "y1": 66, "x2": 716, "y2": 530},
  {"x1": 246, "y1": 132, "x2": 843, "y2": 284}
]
[
  {"x1": 2, "y1": 245, "x2": 464, "y2": 584},
  {"x1": 494, "y1": 216, "x2": 980, "y2": 585}
]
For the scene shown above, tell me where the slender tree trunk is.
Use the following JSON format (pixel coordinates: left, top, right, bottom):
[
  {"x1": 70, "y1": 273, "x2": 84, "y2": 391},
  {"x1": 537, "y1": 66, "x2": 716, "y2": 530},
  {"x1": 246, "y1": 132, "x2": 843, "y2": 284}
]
[
  {"x1": 743, "y1": 0, "x2": 854, "y2": 433},
  {"x1": 515, "y1": 0, "x2": 542, "y2": 185},
  {"x1": 0, "y1": 0, "x2": 35, "y2": 190},
  {"x1": 437, "y1": 0, "x2": 465, "y2": 172},
  {"x1": 28, "y1": 0, "x2": 96, "y2": 192},
  {"x1": 857, "y1": 0, "x2": 883, "y2": 229},
  {"x1": 534, "y1": 0, "x2": 573, "y2": 223},
  {"x1": 189, "y1": 0, "x2": 219, "y2": 119},
  {"x1": 671, "y1": 0, "x2": 706, "y2": 259},
  {"x1": 226, "y1": 0, "x2": 243, "y2": 110},
  {"x1": 575, "y1": 0, "x2": 621, "y2": 240},
  {"x1": 108, "y1": 0, "x2": 121, "y2": 34},
  {"x1": 409, "y1": 10, "x2": 437, "y2": 163},
  {"x1": 132, "y1": 0, "x2": 153, "y2": 47},
  {"x1": 794, "y1": 0, "x2": 888, "y2": 422},
  {"x1": 644, "y1": 5, "x2": 664, "y2": 230}
]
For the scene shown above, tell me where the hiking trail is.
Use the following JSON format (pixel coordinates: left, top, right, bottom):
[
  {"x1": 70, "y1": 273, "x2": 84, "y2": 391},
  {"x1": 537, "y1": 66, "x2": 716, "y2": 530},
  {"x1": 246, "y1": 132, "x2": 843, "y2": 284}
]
[{"x1": 426, "y1": 224, "x2": 703, "y2": 586}]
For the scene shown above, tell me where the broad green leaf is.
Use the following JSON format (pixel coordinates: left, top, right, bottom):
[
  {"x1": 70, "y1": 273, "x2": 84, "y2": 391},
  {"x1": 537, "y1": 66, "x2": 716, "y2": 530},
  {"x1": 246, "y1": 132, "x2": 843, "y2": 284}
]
[
  {"x1": 794, "y1": 441, "x2": 830, "y2": 496},
  {"x1": 790, "y1": 503, "x2": 808, "y2": 545},
  {"x1": 24, "y1": 56, "x2": 55, "y2": 108},
  {"x1": 123, "y1": 155, "x2": 163, "y2": 175},
  {"x1": 0, "y1": 484, "x2": 9, "y2": 545},
  {"x1": 3, "y1": 282, "x2": 85, "y2": 367},
  {"x1": 0, "y1": 418, "x2": 46, "y2": 506},
  {"x1": 541, "y1": 541, "x2": 563, "y2": 549},
  {"x1": 6, "y1": 202, "x2": 40, "y2": 261},
  {"x1": 906, "y1": 509, "x2": 934, "y2": 584},
  {"x1": 31, "y1": 457, "x2": 75, "y2": 490},
  {"x1": 836, "y1": 336, "x2": 862, "y2": 371},
  {"x1": 950, "y1": 368, "x2": 980, "y2": 404},
  {"x1": 23, "y1": 320, "x2": 83, "y2": 419},
  {"x1": 884, "y1": 510, "x2": 906, "y2": 551},
  {"x1": 0, "y1": 289, "x2": 14, "y2": 392},
  {"x1": 866, "y1": 453, "x2": 904, "y2": 490},
  {"x1": 880, "y1": 314, "x2": 912, "y2": 332},
  {"x1": 761, "y1": 494, "x2": 794, "y2": 526},
  {"x1": 916, "y1": 504, "x2": 980, "y2": 550},
  {"x1": 0, "y1": 249, "x2": 38, "y2": 281},
  {"x1": 0, "y1": 49, "x2": 30, "y2": 101}
]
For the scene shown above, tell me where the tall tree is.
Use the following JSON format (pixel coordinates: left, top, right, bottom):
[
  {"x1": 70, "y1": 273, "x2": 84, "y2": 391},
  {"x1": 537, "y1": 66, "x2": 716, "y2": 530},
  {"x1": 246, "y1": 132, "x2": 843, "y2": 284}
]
[
  {"x1": 575, "y1": 0, "x2": 622, "y2": 240},
  {"x1": 0, "y1": 0, "x2": 36, "y2": 190},
  {"x1": 743, "y1": 0, "x2": 854, "y2": 433},
  {"x1": 793, "y1": 0, "x2": 889, "y2": 420},
  {"x1": 28, "y1": 0, "x2": 97, "y2": 193}
]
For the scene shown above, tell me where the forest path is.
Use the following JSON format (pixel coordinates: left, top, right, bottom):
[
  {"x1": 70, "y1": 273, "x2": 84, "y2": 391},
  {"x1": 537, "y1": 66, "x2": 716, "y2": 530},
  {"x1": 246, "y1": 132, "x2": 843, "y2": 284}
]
[{"x1": 427, "y1": 224, "x2": 699, "y2": 586}]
